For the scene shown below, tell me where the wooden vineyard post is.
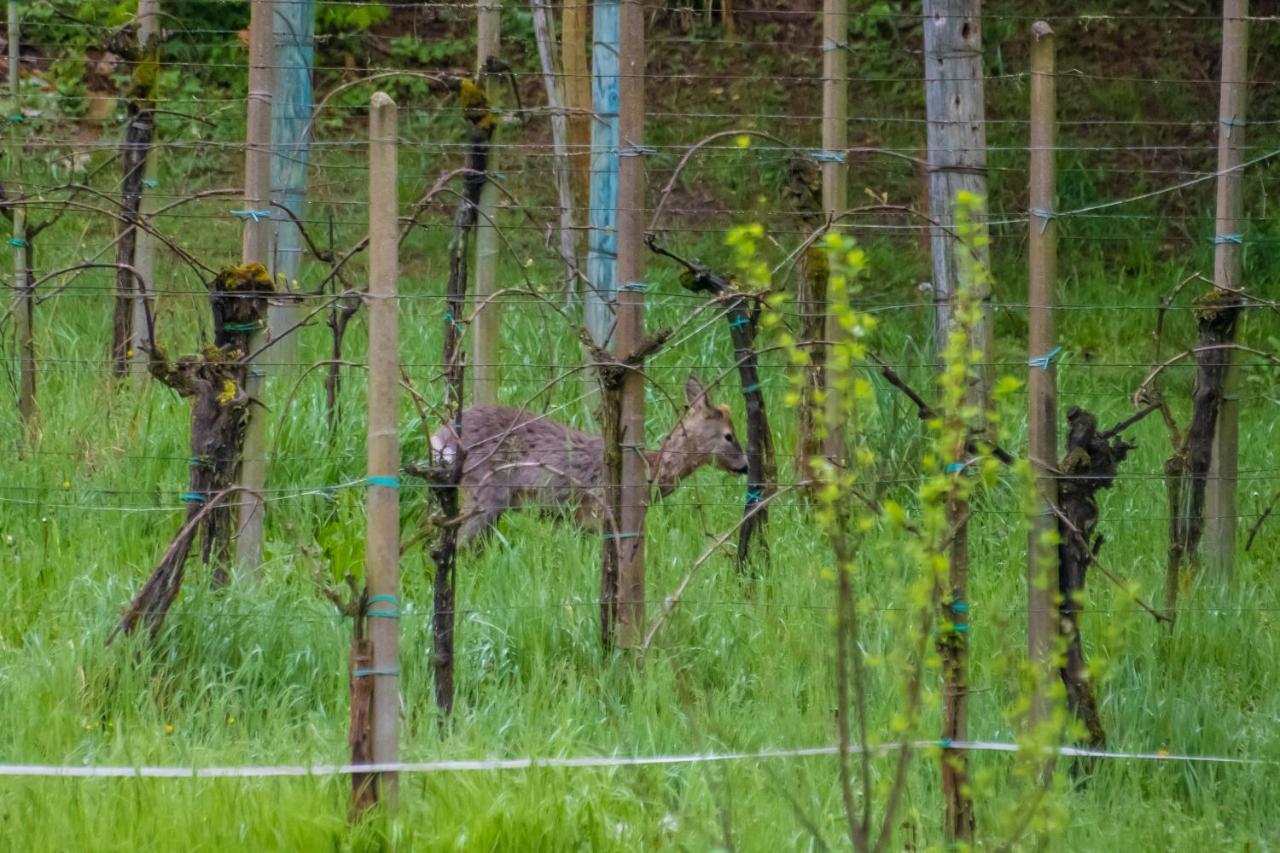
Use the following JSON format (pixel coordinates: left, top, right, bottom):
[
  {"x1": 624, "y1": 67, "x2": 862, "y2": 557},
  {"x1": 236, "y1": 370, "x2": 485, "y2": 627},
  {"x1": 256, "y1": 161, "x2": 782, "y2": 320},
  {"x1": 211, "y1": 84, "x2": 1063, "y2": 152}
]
[
  {"x1": 129, "y1": 0, "x2": 161, "y2": 379},
  {"x1": 267, "y1": 0, "x2": 315, "y2": 369},
  {"x1": 614, "y1": 0, "x2": 647, "y2": 650},
  {"x1": 819, "y1": 0, "x2": 847, "y2": 464},
  {"x1": 1206, "y1": 0, "x2": 1248, "y2": 580},
  {"x1": 8, "y1": 0, "x2": 34, "y2": 439},
  {"x1": 234, "y1": 0, "x2": 273, "y2": 572},
  {"x1": 530, "y1": 0, "x2": 581, "y2": 293},
  {"x1": 364, "y1": 90, "x2": 401, "y2": 809},
  {"x1": 923, "y1": 0, "x2": 993, "y2": 404},
  {"x1": 110, "y1": 0, "x2": 160, "y2": 377},
  {"x1": 1026, "y1": 19, "x2": 1060, "y2": 774},
  {"x1": 563, "y1": 0, "x2": 591, "y2": 225},
  {"x1": 471, "y1": 0, "x2": 501, "y2": 405}
]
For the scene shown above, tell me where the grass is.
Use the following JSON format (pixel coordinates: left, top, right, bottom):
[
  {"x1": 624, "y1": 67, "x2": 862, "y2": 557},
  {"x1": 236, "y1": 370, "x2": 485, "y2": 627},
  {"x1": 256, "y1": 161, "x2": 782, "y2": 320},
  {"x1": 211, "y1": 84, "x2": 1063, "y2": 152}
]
[{"x1": 4, "y1": 8, "x2": 1280, "y2": 850}]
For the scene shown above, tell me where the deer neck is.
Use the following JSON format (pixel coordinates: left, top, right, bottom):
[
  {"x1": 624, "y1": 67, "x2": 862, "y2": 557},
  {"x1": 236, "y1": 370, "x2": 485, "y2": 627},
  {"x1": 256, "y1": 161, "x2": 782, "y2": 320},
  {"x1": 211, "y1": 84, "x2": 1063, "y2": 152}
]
[{"x1": 646, "y1": 435, "x2": 703, "y2": 498}]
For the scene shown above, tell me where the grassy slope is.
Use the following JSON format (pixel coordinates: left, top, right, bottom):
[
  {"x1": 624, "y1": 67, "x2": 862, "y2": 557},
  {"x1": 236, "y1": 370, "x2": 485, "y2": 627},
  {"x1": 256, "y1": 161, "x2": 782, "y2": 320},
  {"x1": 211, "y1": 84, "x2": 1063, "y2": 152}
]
[{"x1": 2, "y1": 3, "x2": 1280, "y2": 850}]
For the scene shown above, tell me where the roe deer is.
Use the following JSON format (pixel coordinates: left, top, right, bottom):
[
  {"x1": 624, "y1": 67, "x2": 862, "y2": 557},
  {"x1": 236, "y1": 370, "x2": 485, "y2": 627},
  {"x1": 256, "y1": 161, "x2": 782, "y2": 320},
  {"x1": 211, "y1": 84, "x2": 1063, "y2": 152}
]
[{"x1": 430, "y1": 376, "x2": 748, "y2": 544}]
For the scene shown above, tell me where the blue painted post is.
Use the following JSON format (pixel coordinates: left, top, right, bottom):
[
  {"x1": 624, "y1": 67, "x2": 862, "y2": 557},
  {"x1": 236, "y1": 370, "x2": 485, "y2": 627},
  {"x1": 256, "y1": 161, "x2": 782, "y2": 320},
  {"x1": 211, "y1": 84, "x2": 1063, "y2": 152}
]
[
  {"x1": 268, "y1": 0, "x2": 315, "y2": 367},
  {"x1": 585, "y1": 0, "x2": 620, "y2": 348}
]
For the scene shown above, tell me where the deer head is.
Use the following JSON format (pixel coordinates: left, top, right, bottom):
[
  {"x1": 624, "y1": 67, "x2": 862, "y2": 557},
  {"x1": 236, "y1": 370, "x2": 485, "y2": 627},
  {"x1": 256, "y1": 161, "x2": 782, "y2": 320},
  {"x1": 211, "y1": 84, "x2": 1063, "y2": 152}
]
[{"x1": 650, "y1": 376, "x2": 749, "y2": 497}]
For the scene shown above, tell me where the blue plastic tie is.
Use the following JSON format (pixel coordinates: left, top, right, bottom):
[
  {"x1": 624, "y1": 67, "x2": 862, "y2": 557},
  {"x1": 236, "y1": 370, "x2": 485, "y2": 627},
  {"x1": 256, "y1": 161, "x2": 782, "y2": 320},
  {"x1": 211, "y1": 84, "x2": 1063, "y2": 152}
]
[
  {"x1": 367, "y1": 475, "x2": 399, "y2": 489},
  {"x1": 953, "y1": 624, "x2": 969, "y2": 633},
  {"x1": 945, "y1": 462, "x2": 965, "y2": 474},
  {"x1": 621, "y1": 281, "x2": 647, "y2": 292},
  {"x1": 366, "y1": 594, "x2": 399, "y2": 619},
  {"x1": 1213, "y1": 233, "x2": 1243, "y2": 245},
  {"x1": 741, "y1": 382, "x2": 760, "y2": 393},
  {"x1": 180, "y1": 492, "x2": 206, "y2": 503},
  {"x1": 949, "y1": 601, "x2": 969, "y2": 613},
  {"x1": 745, "y1": 490, "x2": 763, "y2": 505},
  {"x1": 619, "y1": 144, "x2": 658, "y2": 158},
  {"x1": 443, "y1": 312, "x2": 462, "y2": 329},
  {"x1": 8, "y1": 237, "x2": 28, "y2": 248},
  {"x1": 353, "y1": 667, "x2": 400, "y2": 677},
  {"x1": 229, "y1": 209, "x2": 272, "y2": 222},
  {"x1": 728, "y1": 315, "x2": 750, "y2": 329},
  {"x1": 940, "y1": 738, "x2": 953, "y2": 749},
  {"x1": 602, "y1": 531, "x2": 641, "y2": 540},
  {"x1": 810, "y1": 149, "x2": 846, "y2": 164},
  {"x1": 1027, "y1": 345, "x2": 1062, "y2": 370},
  {"x1": 1029, "y1": 207, "x2": 1056, "y2": 234},
  {"x1": 8, "y1": 114, "x2": 23, "y2": 123},
  {"x1": 142, "y1": 179, "x2": 158, "y2": 189}
]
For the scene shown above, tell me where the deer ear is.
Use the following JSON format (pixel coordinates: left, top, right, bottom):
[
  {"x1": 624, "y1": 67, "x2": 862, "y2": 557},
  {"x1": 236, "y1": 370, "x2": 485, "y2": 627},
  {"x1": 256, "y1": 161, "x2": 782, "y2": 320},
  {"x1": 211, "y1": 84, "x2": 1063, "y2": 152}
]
[{"x1": 685, "y1": 375, "x2": 710, "y2": 409}]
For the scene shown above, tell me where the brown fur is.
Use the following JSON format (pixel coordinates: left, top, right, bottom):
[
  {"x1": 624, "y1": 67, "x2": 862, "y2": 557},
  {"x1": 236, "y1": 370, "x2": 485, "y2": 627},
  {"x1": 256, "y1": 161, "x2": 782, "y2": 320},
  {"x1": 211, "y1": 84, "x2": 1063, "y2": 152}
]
[{"x1": 430, "y1": 376, "x2": 747, "y2": 544}]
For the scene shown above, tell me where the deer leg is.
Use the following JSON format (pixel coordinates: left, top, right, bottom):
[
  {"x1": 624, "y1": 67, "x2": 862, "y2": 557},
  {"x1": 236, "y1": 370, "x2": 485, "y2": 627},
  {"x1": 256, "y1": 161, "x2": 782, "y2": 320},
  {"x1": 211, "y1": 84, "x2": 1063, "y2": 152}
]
[{"x1": 458, "y1": 506, "x2": 505, "y2": 547}]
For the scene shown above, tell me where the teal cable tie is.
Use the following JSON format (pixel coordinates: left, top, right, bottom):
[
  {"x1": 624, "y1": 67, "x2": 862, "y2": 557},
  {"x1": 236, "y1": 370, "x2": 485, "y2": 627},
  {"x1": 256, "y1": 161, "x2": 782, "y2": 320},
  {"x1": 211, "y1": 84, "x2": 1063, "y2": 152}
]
[
  {"x1": 953, "y1": 624, "x2": 969, "y2": 633},
  {"x1": 353, "y1": 667, "x2": 400, "y2": 677},
  {"x1": 727, "y1": 315, "x2": 749, "y2": 329},
  {"x1": 367, "y1": 475, "x2": 399, "y2": 489},
  {"x1": 621, "y1": 281, "x2": 647, "y2": 292},
  {"x1": 8, "y1": 113, "x2": 23, "y2": 123},
  {"x1": 949, "y1": 601, "x2": 969, "y2": 613},
  {"x1": 443, "y1": 312, "x2": 462, "y2": 329},
  {"x1": 180, "y1": 492, "x2": 206, "y2": 503},
  {"x1": 8, "y1": 237, "x2": 28, "y2": 248},
  {"x1": 222, "y1": 321, "x2": 262, "y2": 333},
  {"x1": 1213, "y1": 233, "x2": 1243, "y2": 245},
  {"x1": 810, "y1": 149, "x2": 846, "y2": 164},
  {"x1": 142, "y1": 179, "x2": 158, "y2": 189},
  {"x1": 945, "y1": 462, "x2": 965, "y2": 474},
  {"x1": 619, "y1": 144, "x2": 658, "y2": 157},
  {"x1": 745, "y1": 490, "x2": 763, "y2": 504},
  {"x1": 230, "y1": 209, "x2": 272, "y2": 222},
  {"x1": 603, "y1": 531, "x2": 642, "y2": 540},
  {"x1": 1027, "y1": 345, "x2": 1062, "y2": 370},
  {"x1": 366, "y1": 594, "x2": 399, "y2": 619},
  {"x1": 940, "y1": 738, "x2": 953, "y2": 749},
  {"x1": 741, "y1": 382, "x2": 760, "y2": 393}
]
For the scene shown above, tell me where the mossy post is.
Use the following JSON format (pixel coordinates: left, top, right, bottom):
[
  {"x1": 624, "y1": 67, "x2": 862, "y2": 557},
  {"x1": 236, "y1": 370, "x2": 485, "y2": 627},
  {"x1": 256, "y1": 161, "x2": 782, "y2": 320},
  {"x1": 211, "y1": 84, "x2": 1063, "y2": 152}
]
[
  {"x1": 1205, "y1": 0, "x2": 1248, "y2": 580},
  {"x1": 614, "y1": 0, "x2": 647, "y2": 650},
  {"x1": 129, "y1": 0, "x2": 162, "y2": 381},
  {"x1": 234, "y1": 0, "x2": 274, "y2": 573},
  {"x1": 819, "y1": 0, "x2": 847, "y2": 465},
  {"x1": 111, "y1": 1, "x2": 159, "y2": 377},
  {"x1": 267, "y1": 0, "x2": 315, "y2": 369},
  {"x1": 470, "y1": 0, "x2": 501, "y2": 405},
  {"x1": 1026, "y1": 19, "x2": 1060, "y2": 785},
  {"x1": 923, "y1": 0, "x2": 993, "y2": 406},
  {"x1": 365, "y1": 91, "x2": 401, "y2": 810},
  {"x1": 8, "y1": 0, "x2": 34, "y2": 440}
]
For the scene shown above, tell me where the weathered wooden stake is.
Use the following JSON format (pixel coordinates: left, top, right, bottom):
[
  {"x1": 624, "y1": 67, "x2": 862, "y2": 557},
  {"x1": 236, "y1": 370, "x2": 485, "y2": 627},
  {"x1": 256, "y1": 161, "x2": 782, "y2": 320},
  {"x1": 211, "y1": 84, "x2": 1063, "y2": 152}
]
[
  {"x1": 111, "y1": 2, "x2": 160, "y2": 377},
  {"x1": 129, "y1": 0, "x2": 161, "y2": 380},
  {"x1": 1206, "y1": 0, "x2": 1248, "y2": 580},
  {"x1": 8, "y1": 0, "x2": 34, "y2": 438},
  {"x1": 562, "y1": 0, "x2": 591, "y2": 217},
  {"x1": 1026, "y1": 17, "x2": 1059, "y2": 776},
  {"x1": 585, "y1": 0, "x2": 620, "y2": 349},
  {"x1": 471, "y1": 0, "x2": 501, "y2": 404},
  {"x1": 234, "y1": 0, "x2": 273, "y2": 572},
  {"x1": 267, "y1": 0, "x2": 315, "y2": 369},
  {"x1": 364, "y1": 90, "x2": 400, "y2": 809},
  {"x1": 614, "y1": 0, "x2": 647, "y2": 650},
  {"x1": 923, "y1": 0, "x2": 993, "y2": 404},
  {"x1": 819, "y1": 0, "x2": 847, "y2": 464},
  {"x1": 530, "y1": 0, "x2": 581, "y2": 294}
]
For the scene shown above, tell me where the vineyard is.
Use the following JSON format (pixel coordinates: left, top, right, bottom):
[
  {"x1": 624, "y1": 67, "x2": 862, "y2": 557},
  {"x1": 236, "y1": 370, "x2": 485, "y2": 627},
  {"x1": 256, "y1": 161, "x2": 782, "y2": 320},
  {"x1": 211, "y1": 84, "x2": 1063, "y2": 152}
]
[{"x1": 1, "y1": 1, "x2": 1279, "y2": 850}]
